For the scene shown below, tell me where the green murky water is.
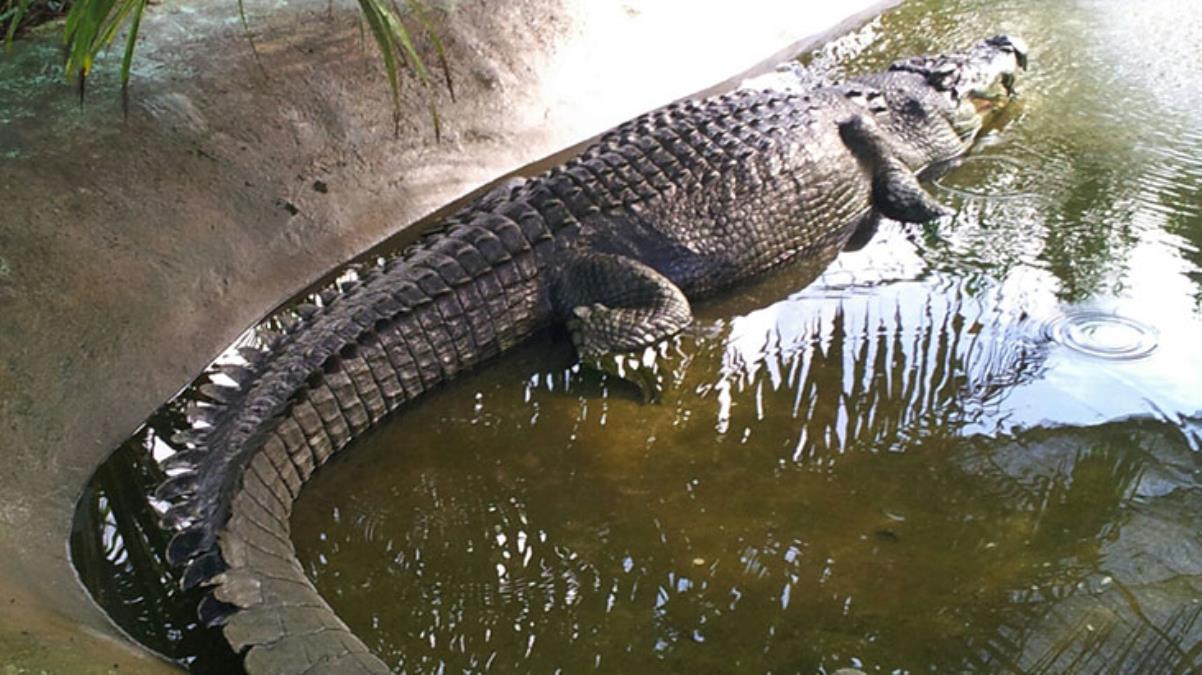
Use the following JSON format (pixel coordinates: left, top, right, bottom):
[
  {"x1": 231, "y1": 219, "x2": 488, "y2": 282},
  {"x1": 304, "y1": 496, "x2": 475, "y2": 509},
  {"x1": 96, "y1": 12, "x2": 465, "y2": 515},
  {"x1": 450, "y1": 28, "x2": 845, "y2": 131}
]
[{"x1": 73, "y1": 0, "x2": 1202, "y2": 672}]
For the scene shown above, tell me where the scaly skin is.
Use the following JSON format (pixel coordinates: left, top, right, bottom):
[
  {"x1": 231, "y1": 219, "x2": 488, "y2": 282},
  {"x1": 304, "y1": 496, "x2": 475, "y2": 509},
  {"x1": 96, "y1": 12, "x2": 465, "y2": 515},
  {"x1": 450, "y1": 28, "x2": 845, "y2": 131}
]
[{"x1": 156, "y1": 36, "x2": 1026, "y2": 674}]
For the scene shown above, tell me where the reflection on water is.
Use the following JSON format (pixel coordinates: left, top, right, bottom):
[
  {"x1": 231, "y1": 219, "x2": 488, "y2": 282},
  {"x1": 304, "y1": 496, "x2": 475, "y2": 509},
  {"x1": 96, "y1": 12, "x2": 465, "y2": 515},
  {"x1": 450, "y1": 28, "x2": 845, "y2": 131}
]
[
  {"x1": 70, "y1": 405, "x2": 243, "y2": 673},
  {"x1": 72, "y1": 0, "x2": 1202, "y2": 672}
]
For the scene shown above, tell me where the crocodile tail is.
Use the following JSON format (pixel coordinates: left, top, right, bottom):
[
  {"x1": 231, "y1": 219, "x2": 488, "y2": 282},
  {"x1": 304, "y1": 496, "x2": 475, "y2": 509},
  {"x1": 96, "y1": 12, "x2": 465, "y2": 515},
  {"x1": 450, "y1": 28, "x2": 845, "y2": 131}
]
[
  {"x1": 153, "y1": 207, "x2": 553, "y2": 673},
  {"x1": 159, "y1": 283, "x2": 418, "y2": 674}
]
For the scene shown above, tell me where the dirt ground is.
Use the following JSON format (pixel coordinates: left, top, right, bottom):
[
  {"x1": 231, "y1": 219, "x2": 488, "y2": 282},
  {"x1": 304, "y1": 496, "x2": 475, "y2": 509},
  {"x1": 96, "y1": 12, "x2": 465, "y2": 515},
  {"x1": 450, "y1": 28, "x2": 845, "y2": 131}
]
[{"x1": 0, "y1": 0, "x2": 888, "y2": 669}]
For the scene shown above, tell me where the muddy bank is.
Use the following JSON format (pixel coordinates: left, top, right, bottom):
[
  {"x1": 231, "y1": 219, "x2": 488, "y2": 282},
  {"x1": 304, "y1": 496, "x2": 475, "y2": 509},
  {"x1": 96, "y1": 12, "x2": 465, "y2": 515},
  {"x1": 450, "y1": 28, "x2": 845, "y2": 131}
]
[{"x1": 0, "y1": 0, "x2": 888, "y2": 669}]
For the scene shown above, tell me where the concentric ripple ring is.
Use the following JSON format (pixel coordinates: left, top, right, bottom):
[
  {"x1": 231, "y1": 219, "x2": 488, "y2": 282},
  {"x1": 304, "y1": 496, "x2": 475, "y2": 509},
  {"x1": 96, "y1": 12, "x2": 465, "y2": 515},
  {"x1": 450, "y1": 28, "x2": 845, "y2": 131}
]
[{"x1": 1046, "y1": 311, "x2": 1159, "y2": 360}]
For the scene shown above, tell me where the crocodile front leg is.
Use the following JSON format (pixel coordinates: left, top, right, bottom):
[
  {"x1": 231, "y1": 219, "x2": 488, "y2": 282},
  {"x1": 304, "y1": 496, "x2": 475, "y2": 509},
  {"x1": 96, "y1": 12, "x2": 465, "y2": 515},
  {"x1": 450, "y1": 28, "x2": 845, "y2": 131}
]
[
  {"x1": 554, "y1": 251, "x2": 692, "y2": 360},
  {"x1": 838, "y1": 114, "x2": 953, "y2": 223}
]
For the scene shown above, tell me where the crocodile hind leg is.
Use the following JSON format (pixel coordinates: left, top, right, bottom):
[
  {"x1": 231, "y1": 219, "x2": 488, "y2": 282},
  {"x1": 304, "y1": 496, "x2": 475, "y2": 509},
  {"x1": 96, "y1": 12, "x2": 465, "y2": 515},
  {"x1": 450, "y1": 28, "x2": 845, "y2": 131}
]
[
  {"x1": 554, "y1": 251, "x2": 693, "y2": 359},
  {"x1": 554, "y1": 252, "x2": 692, "y2": 399}
]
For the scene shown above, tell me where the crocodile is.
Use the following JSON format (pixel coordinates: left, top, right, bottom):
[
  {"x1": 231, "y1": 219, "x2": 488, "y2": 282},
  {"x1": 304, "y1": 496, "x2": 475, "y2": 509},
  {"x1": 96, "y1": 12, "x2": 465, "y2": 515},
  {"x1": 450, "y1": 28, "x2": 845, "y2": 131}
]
[{"x1": 155, "y1": 35, "x2": 1027, "y2": 673}]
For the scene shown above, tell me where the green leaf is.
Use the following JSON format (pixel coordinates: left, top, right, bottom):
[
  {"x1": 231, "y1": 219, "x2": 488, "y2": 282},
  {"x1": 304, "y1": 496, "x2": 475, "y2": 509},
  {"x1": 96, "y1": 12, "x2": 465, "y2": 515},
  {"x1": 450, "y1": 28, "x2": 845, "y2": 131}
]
[
  {"x1": 357, "y1": 0, "x2": 403, "y2": 133},
  {"x1": 3, "y1": 0, "x2": 37, "y2": 50},
  {"x1": 119, "y1": 0, "x2": 145, "y2": 114},
  {"x1": 408, "y1": 0, "x2": 453, "y2": 101}
]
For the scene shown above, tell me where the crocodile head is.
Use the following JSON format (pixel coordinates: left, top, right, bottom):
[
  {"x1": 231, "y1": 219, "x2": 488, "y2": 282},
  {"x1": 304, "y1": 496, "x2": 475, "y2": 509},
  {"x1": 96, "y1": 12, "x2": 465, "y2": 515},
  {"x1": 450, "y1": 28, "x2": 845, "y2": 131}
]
[
  {"x1": 892, "y1": 36, "x2": 1027, "y2": 98},
  {"x1": 850, "y1": 35, "x2": 1027, "y2": 169},
  {"x1": 889, "y1": 34, "x2": 1028, "y2": 142}
]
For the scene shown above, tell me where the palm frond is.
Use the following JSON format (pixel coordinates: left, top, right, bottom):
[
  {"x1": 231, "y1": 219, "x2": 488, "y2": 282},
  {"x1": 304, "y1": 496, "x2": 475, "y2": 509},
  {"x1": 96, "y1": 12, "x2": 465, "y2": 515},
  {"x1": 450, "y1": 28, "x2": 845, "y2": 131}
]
[
  {"x1": 409, "y1": 0, "x2": 453, "y2": 100},
  {"x1": 360, "y1": 0, "x2": 448, "y2": 139},
  {"x1": 2, "y1": 0, "x2": 36, "y2": 46}
]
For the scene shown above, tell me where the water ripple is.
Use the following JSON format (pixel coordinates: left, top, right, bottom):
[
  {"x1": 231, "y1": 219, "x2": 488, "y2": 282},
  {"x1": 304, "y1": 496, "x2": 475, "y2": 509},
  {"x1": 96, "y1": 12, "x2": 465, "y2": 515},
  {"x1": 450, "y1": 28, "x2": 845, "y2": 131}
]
[
  {"x1": 1044, "y1": 311, "x2": 1159, "y2": 360},
  {"x1": 933, "y1": 154, "x2": 1037, "y2": 200}
]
